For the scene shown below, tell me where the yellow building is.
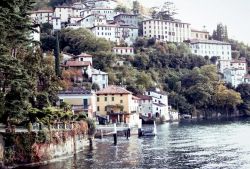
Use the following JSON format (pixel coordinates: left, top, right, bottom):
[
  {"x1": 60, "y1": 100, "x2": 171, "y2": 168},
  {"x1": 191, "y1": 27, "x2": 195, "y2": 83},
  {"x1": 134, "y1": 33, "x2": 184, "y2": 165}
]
[{"x1": 96, "y1": 85, "x2": 139, "y2": 125}]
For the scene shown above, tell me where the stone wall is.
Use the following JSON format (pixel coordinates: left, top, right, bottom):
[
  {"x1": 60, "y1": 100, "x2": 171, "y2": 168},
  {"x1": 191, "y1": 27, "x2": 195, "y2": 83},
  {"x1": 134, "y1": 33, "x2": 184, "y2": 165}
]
[{"x1": 0, "y1": 121, "x2": 92, "y2": 168}]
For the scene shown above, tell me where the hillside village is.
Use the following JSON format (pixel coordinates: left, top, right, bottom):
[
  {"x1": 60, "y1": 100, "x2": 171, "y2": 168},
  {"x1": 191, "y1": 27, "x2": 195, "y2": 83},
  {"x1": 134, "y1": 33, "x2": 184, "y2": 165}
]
[{"x1": 30, "y1": 0, "x2": 250, "y2": 125}]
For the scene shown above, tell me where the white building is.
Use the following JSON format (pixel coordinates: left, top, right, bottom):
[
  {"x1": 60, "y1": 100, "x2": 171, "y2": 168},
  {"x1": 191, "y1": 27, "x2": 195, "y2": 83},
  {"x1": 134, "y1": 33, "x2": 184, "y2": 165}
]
[
  {"x1": 142, "y1": 19, "x2": 191, "y2": 43},
  {"x1": 112, "y1": 47, "x2": 134, "y2": 55},
  {"x1": 58, "y1": 89, "x2": 97, "y2": 118},
  {"x1": 90, "y1": 23, "x2": 138, "y2": 45},
  {"x1": 223, "y1": 68, "x2": 246, "y2": 87},
  {"x1": 91, "y1": 69, "x2": 109, "y2": 90},
  {"x1": 189, "y1": 39, "x2": 232, "y2": 59},
  {"x1": 30, "y1": 26, "x2": 40, "y2": 42},
  {"x1": 223, "y1": 58, "x2": 248, "y2": 87},
  {"x1": 30, "y1": 9, "x2": 53, "y2": 24},
  {"x1": 90, "y1": 69, "x2": 108, "y2": 89},
  {"x1": 91, "y1": 8, "x2": 118, "y2": 21},
  {"x1": 138, "y1": 88, "x2": 170, "y2": 121},
  {"x1": 77, "y1": 14, "x2": 107, "y2": 28},
  {"x1": 114, "y1": 13, "x2": 139, "y2": 27},
  {"x1": 52, "y1": 17, "x2": 62, "y2": 30},
  {"x1": 54, "y1": 5, "x2": 73, "y2": 22},
  {"x1": 137, "y1": 95, "x2": 153, "y2": 118}
]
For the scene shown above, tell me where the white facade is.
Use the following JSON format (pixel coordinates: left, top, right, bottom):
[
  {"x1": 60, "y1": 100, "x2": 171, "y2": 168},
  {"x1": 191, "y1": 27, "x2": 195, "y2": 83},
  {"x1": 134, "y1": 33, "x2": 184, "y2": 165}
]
[
  {"x1": 91, "y1": 8, "x2": 117, "y2": 21},
  {"x1": 30, "y1": 10, "x2": 53, "y2": 23},
  {"x1": 143, "y1": 19, "x2": 191, "y2": 43},
  {"x1": 138, "y1": 89, "x2": 169, "y2": 121},
  {"x1": 77, "y1": 14, "x2": 107, "y2": 28},
  {"x1": 138, "y1": 96, "x2": 153, "y2": 118},
  {"x1": 223, "y1": 68, "x2": 246, "y2": 87},
  {"x1": 30, "y1": 26, "x2": 40, "y2": 42},
  {"x1": 145, "y1": 89, "x2": 169, "y2": 121},
  {"x1": 112, "y1": 47, "x2": 134, "y2": 55},
  {"x1": 91, "y1": 24, "x2": 138, "y2": 45},
  {"x1": 114, "y1": 14, "x2": 139, "y2": 27},
  {"x1": 189, "y1": 39, "x2": 232, "y2": 60},
  {"x1": 54, "y1": 6, "x2": 73, "y2": 22},
  {"x1": 223, "y1": 58, "x2": 248, "y2": 87},
  {"x1": 91, "y1": 69, "x2": 108, "y2": 90},
  {"x1": 52, "y1": 17, "x2": 62, "y2": 30}
]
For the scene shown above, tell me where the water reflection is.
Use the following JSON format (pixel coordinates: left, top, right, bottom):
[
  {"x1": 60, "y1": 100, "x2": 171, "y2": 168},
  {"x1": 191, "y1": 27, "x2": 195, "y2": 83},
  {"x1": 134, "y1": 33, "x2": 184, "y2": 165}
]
[{"x1": 18, "y1": 118, "x2": 250, "y2": 169}]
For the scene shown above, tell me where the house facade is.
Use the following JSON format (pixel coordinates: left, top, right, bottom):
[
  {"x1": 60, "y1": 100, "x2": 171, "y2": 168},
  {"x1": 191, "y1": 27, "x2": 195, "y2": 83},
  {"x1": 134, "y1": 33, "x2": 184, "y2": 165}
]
[
  {"x1": 91, "y1": 69, "x2": 109, "y2": 90},
  {"x1": 114, "y1": 13, "x2": 139, "y2": 27},
  {"x1": 58, "y1": 88, "x2": 97, "y2": 118},
  {"x1": 144, "y1": 89, "x2": 170, "y2": 121},
  {"x1": 191, "y1": 29, "x2": 209, "y2": 40},
  {"x1": 30, "y1": 9, "x2": 53, "y2": 23},
  {"x1": 223, "y1": 58, "x2": 248, "y2": 87},
  {"x1": 96, "y1": 85, "x2": 139, "y2": 126},
  {"x1": 90, "y1": 24, "x2": 138, "y2": 45},
  {"x1": 142, "y1": 19, "x2": 191, "y2": 43},
  {"x1": 189, "y1": 39, "x2": 232, "y2": 59},
  {"x1": 112, "y1": 47, "x2": 134, "y2": 55}
]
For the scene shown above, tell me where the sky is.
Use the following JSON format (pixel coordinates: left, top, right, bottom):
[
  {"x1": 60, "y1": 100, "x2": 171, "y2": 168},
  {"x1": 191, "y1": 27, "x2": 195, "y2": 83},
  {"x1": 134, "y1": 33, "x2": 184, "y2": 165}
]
[{"x1": 138, "y1": 0, "x2": 250, "y2": 45}]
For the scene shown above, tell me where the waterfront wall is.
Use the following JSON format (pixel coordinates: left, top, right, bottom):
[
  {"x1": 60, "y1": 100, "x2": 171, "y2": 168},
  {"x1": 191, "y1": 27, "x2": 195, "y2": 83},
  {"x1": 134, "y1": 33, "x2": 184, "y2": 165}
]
[{"x1": 0, "y1": 121, "x2": 92, "y2": 168}]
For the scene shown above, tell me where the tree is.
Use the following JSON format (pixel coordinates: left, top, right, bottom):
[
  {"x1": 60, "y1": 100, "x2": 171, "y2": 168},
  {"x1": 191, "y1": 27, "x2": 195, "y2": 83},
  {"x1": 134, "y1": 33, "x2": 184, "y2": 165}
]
[
  {"x1": 114, "y1": 5, "x2": 129, "y2": 13},
  {"x1": 236, "y1": 84, "x2": 250, "y2": 116},
  {"x1": 0, "y1": 0, "x2": 35, "y2": 56},
  {"x1": 212, "y1": 23, "x2": 229, "y2": 41},
  {"x1": 60, "y1": 28, "x2": 111, "y2": 55}
]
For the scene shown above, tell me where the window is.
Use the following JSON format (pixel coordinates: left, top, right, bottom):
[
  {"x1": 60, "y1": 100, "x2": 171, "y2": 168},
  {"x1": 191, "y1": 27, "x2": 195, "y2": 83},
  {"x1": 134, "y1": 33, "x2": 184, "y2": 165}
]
[
  {"x1": 97, "y1": 97, "x2": 99, "y2": 102},
  {"x1": 112, "y1": 97, "x2": 114, "y2": 101},
  {"x1": 120, "y1": 100, "x2": 123, "y2": 103},
  {"x1": 105, "y1": 97, "x2": 107, "y2": 101}
]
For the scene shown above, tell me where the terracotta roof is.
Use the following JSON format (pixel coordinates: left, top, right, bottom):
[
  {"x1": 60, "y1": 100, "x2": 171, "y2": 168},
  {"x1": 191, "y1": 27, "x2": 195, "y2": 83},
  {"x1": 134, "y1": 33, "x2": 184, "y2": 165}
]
[
  {"x1": 96, "y1": 85, "x2": 132, "y2": 95},
  {"x1": 132, "y1": 96, "x2": 141, "y2": 100},
  {"x1": 137, "y1": 95, "x2": 152, "y2": 100},
  {"x1": 64, "y1": 60, "x2": 91, "y2": 67}
]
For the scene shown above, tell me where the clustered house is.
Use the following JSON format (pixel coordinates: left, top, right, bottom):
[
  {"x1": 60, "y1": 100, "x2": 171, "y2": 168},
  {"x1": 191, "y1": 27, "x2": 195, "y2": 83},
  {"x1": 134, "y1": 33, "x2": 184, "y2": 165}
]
[
  {"x1": 138, "y1": 88, "x2": 178, "y2": 122},
  {"x1": 96, "y1": 85, "x2": 140, "y2": 126},
  {"x1": 31, "y1": 0, "x2": 250, "y2": 126}
]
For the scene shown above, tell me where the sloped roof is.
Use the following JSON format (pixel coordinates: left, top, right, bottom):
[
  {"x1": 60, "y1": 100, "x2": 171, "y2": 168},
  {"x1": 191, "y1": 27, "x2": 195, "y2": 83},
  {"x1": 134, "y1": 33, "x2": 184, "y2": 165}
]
[
  {"x1": 77, "y1": 53, "x2": 93, "y2": 57},
  {"x1": 96, "y1": 85, "x2": 132, "y2": 95},
  {"x1": 64, "y1": 60, "x2": 91, "y2": 67},
  {"x1": 136, "y1": 95, "x2": 152, "y2": 100}
]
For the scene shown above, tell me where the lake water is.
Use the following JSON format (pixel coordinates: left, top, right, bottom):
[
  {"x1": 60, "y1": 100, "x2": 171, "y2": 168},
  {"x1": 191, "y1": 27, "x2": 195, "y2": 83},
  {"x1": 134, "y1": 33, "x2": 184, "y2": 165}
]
[{"x1": 26, "y1": 118, "x2": 250, "y2": 169}]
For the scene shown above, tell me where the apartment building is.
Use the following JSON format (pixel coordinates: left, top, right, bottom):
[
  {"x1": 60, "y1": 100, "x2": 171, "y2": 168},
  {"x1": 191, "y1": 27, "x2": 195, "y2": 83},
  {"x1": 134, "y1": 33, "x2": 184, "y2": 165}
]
[
  {"x1": 142, "y1": 19, "x2": 191, "y2": 43},
  {"x1": 90, "y1": 23, "x2": 138, "y2": 45},
  {"x1": 112, "y1": 47, "x2": 134, "y2": 55}
]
